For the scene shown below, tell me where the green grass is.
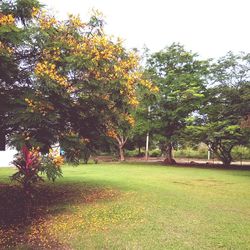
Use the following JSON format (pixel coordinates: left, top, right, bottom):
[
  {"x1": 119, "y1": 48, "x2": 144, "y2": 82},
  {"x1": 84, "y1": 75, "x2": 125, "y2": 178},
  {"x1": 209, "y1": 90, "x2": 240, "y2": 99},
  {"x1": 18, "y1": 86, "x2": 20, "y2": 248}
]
[{"x1": 0, "y1": 163, "x2": 250, "y2": 249}]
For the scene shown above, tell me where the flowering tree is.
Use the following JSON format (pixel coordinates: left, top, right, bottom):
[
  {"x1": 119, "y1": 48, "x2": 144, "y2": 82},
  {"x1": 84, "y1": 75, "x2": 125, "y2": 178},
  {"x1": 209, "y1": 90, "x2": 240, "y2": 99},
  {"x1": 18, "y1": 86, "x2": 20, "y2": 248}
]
[
  {"x1": 0, "y1": 0, "x2": 65, "y2": 194},
  {"x1": 106, "y1": 113, "x2": 135, "y2": 161},
  {"x1": 1, "y1": 1, "x2": 157, "y2": 169}
]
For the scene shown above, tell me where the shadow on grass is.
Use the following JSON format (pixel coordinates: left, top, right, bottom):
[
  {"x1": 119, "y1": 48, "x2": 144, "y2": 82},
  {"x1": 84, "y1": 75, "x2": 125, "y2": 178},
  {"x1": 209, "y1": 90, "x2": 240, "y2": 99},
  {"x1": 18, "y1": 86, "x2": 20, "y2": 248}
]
[{"x1": 0, "y1": 183, "x2": 120, "y2": 249}]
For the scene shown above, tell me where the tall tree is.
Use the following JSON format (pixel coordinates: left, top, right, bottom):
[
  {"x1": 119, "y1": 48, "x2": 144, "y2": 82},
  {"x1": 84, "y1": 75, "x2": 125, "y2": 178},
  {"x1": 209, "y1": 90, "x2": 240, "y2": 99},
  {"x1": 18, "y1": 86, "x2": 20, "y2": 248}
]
[
  {"x1": 0, "y1": 0, "x2": 42, "y2": 149},
  {"x1": 1, "y1": 1, "x2": 156, "y2": 167},
  {"x1": 186, "y1": 52, "x2": 250, "y2": 166},
  {"x1": 105, "y1": 84, "x2": 157, "y2": 161},
  {"x1": 146, "y1": 43, "x2": 208, "y2": 163}
]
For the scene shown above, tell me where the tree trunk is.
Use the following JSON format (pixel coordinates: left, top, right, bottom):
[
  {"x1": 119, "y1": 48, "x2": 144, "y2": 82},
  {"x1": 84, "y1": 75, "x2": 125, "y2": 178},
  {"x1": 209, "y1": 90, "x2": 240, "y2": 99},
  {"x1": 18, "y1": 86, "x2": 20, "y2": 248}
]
[
  {"x1": 211, "y1": 144, "x2": 233, "y2": 167},
  {"x1": 0, "y1": 132, "x2": 6, "y2": 151},
  {"x1": 221, "y1": 158, "x2": 232, "y2": 166},
  {"x1": 115, "y1": 134, "x2": 127, "y2": 162},
  {"x1": 163, "y1": 143, "x2": 176, "y2": 164},
  {"x1": 218, "y1": 152, "x2": 232, "y2": 166},
  {"x1": 119, "y1": 145, "x2": 125, "y2": 161}
]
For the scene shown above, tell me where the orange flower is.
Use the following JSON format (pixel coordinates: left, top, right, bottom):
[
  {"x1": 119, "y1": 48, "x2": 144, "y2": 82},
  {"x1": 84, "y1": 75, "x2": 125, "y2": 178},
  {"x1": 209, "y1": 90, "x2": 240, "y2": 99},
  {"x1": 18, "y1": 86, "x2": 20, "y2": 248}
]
[{"x1": 0, "y1": 14, "x2": 15, "y2": 25}]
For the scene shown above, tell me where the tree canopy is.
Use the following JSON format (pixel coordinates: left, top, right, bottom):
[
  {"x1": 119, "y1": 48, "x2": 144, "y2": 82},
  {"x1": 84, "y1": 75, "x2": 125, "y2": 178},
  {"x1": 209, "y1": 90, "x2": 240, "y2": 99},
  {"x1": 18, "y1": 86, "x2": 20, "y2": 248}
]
[
  {"x1": 146, "y1": 43, "x2": 209, "y2": 163},
  {"x1": 185, "y1": 52, "x2": 250, "y2": 165},
  {"x1": 0, "y1": 0, "x2": 154, "y2": 155}
]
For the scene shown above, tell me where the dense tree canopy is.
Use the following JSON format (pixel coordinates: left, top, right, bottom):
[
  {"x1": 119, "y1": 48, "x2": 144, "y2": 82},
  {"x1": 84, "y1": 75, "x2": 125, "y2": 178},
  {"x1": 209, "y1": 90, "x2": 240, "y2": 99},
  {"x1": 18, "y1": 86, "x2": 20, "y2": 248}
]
[
  {"x1": 0, "y1": 0, "x2": 157, "y2": 187},
  {"x1": 186, "y1": 52, "x2": 250, "y2": 165},
  {"x1": 0, "y1": 0, "x2": 154, "y2": 155},
  {"x1": 146, "y1": 43, "x2": 209, "y2": 163}
]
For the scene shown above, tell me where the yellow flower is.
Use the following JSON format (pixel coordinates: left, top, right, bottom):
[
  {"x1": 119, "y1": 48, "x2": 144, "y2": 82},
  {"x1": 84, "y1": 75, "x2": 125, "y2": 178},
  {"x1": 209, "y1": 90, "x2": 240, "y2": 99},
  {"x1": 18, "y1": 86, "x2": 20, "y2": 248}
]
[
  {"x1": 31, "y1": 7, "x2": 40, "y2": 17},
  {"x1": 106, "y1": 129, "x2": 117, "y2": 139},
  {"x1": 0, "y1": 41, "x2": 13, "y2": 54},
  {"x1": 125, "y1": 115, "x2": 135, "y2": 126},
  {"x1": 35, "y1": 61, "x2": 70, "y2": 89},
  {"x1": 0, "y1": 14, "x2": 15, "y2": 25},
  {"x1": 52, "y1": 155, "x2": 64, "y2": 166},
  {"x1": 128, "y1": 97, "x2": 139, "y2": 107},
  {"x1": 39, "y1": 12, "x2": 57, "y2": 29},
  {"x1": 68, "y1": 14, "x2": 85, "y2": 28}
]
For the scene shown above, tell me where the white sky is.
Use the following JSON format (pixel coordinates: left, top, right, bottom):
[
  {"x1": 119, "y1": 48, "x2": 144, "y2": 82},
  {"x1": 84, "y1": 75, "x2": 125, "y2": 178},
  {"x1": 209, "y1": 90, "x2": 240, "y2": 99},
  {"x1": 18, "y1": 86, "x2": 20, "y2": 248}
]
[{"x1": 41, "y1": 0, "x2": 250, "y2": 59}]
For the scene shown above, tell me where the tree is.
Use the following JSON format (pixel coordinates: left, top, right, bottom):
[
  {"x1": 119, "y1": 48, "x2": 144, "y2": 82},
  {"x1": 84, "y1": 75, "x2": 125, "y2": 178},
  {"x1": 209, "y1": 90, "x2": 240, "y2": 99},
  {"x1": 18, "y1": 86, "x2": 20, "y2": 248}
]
[
  {"x1": 104, "y1": 72, "x2": 157, "y2": 161},
  {"x1": 146, "y1": 43, "x2": 209, "y2": 163},
  {"x1": 105, "y1": 112, "x2": 135, "y2": 161},
  {"x1": 60, "y1": 131, "x2": 92, "y2": 164},
  {"x1": 1, "y1": 1, "x2": 155, "y2": 167},
  {"x1": 0, "y1": 1, "x2": 64, "y2": 192},
  {"x1": 186, "y1": 52, "x2": 250, "y2": 166},
  {"x1": 0, "y1": 0, "x2": 42, "y2": 149}
]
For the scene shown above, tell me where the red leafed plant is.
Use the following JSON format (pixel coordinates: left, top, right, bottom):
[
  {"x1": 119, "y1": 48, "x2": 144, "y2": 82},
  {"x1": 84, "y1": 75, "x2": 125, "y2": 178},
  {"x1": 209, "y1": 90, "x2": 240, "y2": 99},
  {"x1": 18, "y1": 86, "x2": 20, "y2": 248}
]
[
  {"x1": 11, "y1": 146, "x2": 42, "y2": 192},
  {"x1": 11, "y1": 146, "x2": 63, "y2": 193}
]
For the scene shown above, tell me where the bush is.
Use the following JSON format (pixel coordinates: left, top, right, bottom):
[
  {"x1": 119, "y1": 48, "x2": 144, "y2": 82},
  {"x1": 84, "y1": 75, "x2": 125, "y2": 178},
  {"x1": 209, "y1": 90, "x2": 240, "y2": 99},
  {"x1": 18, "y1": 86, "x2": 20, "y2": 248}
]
[
  {"x1": 232, "y1": 146, "x2": 250, "y2": 160},
  {"x1": 174, "y1": 146, "x2": 207, "y2": 159},
  {"x1": 126, "y1": 149, "x2": 137, "y2": 157},
  {"x1": 126, "y1": 149, "x2": 145, "y2": 157},
  {"x1": 149, "y1": 149, "x2": 162, "y2": 157},
  {"x1": 11, "y1": 146, "x2": 63, "y2": 193},
  {"x1": 174, "y1": 145, "x2": 250, "y2": 161}
]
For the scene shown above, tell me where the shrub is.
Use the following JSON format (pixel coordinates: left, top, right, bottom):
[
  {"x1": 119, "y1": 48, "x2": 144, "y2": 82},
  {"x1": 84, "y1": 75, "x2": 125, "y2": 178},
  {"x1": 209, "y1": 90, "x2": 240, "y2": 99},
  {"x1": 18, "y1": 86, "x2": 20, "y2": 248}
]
[
  {"x1": 11, "y1": 146, "x2": 63, "y2": 193},
  {"x1": 126, "y1": 149, "x2": 145, "y2": 157},
  {"x1": 232, "y1": 146, "x2": 250, "y2": 160},
  {"x1": 174, "y1": 146, "x2": 207, "y2": 159},
  {"x1": 149, "y1": 149, "x2": 162, "y2": 157},
  {"x1": 11, "y1": 146, "x2": 42, "y2": 192},
  {"x1": 174, "y1": 145, "x2": 250, "y2": 161}
]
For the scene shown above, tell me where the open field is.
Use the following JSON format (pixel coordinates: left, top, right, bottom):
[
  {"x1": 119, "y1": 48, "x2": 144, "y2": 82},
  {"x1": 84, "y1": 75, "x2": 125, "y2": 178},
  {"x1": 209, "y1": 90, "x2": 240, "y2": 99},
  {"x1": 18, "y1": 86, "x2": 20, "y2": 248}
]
[{"x1": 0, "y1": 163, "x2": 250, "y2": 249}]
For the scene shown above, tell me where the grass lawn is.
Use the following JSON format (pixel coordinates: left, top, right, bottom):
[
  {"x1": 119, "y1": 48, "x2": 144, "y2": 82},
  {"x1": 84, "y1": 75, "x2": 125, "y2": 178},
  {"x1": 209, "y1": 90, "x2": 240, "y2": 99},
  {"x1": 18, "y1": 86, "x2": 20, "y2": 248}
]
[{"x1": 0, "y1": 163, "x2": 250, "y2": 249}]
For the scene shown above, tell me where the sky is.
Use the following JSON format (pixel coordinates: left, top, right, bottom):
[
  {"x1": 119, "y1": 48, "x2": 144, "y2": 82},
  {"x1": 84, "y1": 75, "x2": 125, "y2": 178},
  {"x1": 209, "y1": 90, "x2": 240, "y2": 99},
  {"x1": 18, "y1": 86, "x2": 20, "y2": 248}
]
[{"x1": 41, "y1": 0, "x2": 250, "y2": 59}]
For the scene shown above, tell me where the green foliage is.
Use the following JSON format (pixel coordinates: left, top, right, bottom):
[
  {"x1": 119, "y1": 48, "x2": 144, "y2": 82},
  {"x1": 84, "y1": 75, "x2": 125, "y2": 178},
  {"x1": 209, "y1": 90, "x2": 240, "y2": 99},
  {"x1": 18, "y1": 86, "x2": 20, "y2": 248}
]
[
  {"x1": 149, "y1": 148, "x2": 162, "y2": 157},
  {"x1": 40, "y1": 155, "x2": 63, "y2": 181},
  {"x1": 173, "y1": 145, "x2": 250, "y2": 161},
  {"x1": 1, "y1": 0, "x2": 147, "y2": 161},
  {"x1": 11, "y1": 146, "x2": 62, "y2": 192},
  {"x1": 125, "y1": 148, "x2": 162, "y2": 157},
  {"x1": 210, "y1": 52, "x2": 250, "y2": 117},
  {"x1": 60, "y1": 134, "x2": 92, "y2": 164},
  {"x1": 125, "y1": 149, "x2": 145, "y2": 157},
  {"x1": 232, "y1": 146, "x2": 250, "y2": 160},
  {"x1": 1, "y1": 1, "x2": 249, "y2": 170},
  {"x1": 11, "y1": 146, "x2": 42, "y2": 191},
  {"x1": 174, "y1": 147, "x2": 208, "y2": 159},
  {"x1": 146, "y1": 43, "x2": 209, "y2": 160},
  {"x1": 185, "y1": 52, "x2": 250, "y2": 166}
]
